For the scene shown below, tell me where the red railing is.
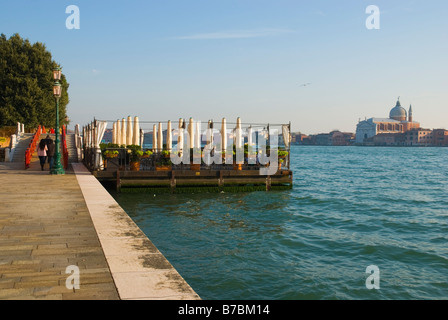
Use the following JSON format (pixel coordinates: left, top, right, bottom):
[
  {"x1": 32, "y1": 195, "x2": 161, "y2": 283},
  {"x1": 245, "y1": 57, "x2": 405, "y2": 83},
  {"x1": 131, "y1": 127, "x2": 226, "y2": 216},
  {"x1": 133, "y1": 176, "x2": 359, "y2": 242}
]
[
  {"x1": 62, "y1": 125, "x2": 69, "y2": 169},
  {"x1": 25, "y1": 125, "x2": 42, "y2": 169}
]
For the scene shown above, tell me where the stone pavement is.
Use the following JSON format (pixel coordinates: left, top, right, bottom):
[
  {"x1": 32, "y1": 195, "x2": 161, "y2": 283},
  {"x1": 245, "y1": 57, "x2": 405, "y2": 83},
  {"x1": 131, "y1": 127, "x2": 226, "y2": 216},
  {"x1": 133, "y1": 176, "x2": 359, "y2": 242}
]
[
  {"x1": 0, "y1": 155, "x2": 119, "y2": 300},
  {"x1": 0, "y1": 151, "x2": 200, "y2": 300}
]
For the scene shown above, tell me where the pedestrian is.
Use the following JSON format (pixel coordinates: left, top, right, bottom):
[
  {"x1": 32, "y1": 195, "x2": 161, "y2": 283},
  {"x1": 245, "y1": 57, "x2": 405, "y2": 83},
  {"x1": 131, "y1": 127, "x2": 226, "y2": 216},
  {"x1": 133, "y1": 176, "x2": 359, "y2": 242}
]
[
  {"x1": 42, "y1": 135, "x2": 51, "y2": 149},
  {"x1": 43, "y1": 135, "x2": 53, "y2": 164},
  {"x1": 37, "y1": 140, "x2": 48, "y2": 171},
  {"x1": 47, "y1": 139, "x2": 55, "y2": 170}
]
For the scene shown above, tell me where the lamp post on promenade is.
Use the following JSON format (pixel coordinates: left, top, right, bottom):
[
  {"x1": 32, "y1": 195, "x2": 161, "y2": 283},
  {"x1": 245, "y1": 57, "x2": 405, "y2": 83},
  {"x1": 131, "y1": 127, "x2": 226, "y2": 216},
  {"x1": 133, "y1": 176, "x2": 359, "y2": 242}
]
[{"x1": 50, "y1": 67, "x2": 65, "y2": 175}]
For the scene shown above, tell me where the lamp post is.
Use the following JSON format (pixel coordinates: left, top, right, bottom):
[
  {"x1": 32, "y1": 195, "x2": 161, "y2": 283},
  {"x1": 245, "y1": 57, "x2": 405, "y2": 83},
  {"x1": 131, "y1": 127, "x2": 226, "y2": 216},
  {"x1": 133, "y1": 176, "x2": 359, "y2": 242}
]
[{"x1": 50, "y1": 67, "x2": 65, "y2": 175}]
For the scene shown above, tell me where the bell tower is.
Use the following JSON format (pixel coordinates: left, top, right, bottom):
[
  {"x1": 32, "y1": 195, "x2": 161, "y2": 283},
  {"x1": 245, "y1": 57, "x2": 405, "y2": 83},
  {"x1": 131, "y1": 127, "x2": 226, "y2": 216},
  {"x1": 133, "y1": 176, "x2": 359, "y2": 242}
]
[{"x1": 409, "y1": 105, "x2": 413, "y2": 122}]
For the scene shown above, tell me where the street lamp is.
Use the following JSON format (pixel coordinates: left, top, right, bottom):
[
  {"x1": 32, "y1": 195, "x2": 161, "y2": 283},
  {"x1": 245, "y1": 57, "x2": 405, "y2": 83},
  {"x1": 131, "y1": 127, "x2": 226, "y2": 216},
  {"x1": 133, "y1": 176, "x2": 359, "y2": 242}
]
[{"x1": 50, "y1": 67, "x2": 65, "y2": 175}]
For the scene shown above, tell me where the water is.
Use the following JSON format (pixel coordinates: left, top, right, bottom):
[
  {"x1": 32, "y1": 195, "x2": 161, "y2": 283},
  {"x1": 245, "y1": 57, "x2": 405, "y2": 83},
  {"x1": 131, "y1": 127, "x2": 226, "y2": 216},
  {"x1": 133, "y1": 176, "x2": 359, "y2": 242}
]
[{"x1": 110, "y1": 146, "x2": 448, "y2": 300}]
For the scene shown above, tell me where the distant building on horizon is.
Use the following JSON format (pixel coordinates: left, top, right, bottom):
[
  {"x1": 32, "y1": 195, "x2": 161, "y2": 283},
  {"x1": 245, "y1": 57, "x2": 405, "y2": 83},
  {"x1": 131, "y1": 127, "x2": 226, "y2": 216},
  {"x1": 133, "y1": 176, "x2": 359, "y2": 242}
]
[
  {"x1": 355, "y1": 98, "x2": 448, "y2": 147},
  {"x1": 292, "y1": 131, "x2": 355, "y2": 146},
  {"x1": 356, "y1": 98, "x2": 420, "y2": 144}
]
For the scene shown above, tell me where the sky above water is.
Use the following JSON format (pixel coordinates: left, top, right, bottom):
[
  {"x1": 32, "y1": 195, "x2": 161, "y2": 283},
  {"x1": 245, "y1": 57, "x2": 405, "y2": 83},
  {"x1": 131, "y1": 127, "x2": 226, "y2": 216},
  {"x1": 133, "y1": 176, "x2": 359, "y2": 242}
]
[{"x1": 1, "y1": 0, "x2": 447, "y2": 134}]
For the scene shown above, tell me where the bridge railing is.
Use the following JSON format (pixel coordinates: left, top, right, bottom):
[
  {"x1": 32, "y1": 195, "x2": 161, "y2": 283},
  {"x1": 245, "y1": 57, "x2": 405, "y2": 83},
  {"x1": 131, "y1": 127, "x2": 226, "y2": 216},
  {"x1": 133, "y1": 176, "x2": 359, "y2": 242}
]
[
  {"x1": 62, "y1": 125, "x2": 69, "y2": 169},
  {"x1": 25, "y1": 125, "x2": 42, "y2": 169}
]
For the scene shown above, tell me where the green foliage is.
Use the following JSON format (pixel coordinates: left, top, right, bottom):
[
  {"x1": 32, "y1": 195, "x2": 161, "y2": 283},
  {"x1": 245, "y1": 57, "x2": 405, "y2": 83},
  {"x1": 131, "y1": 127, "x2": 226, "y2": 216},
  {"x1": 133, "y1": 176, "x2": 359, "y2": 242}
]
[
  {"x1": 278, "y1": 150, "x2": 289, "y2": 158},
  {"x1": 100, "y1": 143, "x2": 122, "y2": 158},
  {"x1": 100, "y1": 143, "x2": 120, "y2": 149},
  {"x1": 127, "y1": 145, "x2": 143, "y2": 162},
  {"x1": 161, "y1": 150, "x2": 170, "y2": 157},
  {"x1": 143, "y1": 150, "x2": 153, "y2": 157},
  {"x1": 104, "y1": 150, "x2": 119, "y2": 158},
  {"x1": 0, "y1": 33, "x2": 69, "y2": 127},
  {"x1": 156, "y1": 155, "x2": 172, "y2": 166},
  {"x1": 126, "y1": 144, "x2": 142, "y2": 152}
]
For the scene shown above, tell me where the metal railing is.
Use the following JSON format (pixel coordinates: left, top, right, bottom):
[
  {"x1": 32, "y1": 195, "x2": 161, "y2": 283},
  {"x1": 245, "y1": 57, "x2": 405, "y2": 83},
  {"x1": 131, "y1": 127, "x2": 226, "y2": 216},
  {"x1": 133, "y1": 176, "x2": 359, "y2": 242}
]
[
  {"x1": 25, "y1": 126, "x2": 42, "y2": 169},
  {"x1": 61, "y1": 125, "x2": 69, "y2": 169},
  {"x1": 89, "y1": 147, "x2": 291, "y2": 173}
]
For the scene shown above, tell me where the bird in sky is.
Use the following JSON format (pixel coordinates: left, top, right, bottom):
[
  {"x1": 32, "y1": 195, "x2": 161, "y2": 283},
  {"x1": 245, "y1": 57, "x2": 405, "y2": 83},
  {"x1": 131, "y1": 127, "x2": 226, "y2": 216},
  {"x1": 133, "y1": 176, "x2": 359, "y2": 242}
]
[{"x1": 299, "y1": 83, "x2": 311, "y2": 87}]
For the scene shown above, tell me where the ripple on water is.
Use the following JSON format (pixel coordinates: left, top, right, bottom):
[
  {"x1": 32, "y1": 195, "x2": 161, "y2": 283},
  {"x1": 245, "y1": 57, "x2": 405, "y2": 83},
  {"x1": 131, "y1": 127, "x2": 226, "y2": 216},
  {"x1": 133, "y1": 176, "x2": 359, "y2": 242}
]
[{"x1": 112, "y1": 146, "x2": 448, "y2": 299}]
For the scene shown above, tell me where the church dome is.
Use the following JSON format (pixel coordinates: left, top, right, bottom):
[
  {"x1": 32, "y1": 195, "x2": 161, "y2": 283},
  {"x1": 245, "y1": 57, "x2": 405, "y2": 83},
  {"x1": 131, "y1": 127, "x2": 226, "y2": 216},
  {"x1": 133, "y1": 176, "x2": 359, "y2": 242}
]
[{"x1": 389, "y1": 99, "x2": 407, "y2": 121}]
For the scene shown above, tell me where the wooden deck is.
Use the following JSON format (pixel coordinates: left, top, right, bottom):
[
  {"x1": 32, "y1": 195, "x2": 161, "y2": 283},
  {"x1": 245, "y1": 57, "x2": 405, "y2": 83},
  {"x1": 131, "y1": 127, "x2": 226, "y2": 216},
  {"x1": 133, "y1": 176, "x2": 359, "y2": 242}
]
[{"x1": 93, "y1": 168, "x2": 293, "y2": 193}]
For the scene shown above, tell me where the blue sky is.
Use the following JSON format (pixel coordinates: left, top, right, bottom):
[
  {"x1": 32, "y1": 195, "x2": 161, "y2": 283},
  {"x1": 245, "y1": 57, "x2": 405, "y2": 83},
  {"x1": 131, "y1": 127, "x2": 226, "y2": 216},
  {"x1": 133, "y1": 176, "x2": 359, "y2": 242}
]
[{"x1": 1, "y1": 0, "x2": 447, "y2": 133}]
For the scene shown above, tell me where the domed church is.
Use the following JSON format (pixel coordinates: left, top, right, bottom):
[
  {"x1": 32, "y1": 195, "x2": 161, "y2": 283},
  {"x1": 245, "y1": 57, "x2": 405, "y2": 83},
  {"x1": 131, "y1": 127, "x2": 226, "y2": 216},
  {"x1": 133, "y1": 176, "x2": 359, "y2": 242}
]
[{"x1": 356, "y1": 98, "x2": 420, "y2": 144}]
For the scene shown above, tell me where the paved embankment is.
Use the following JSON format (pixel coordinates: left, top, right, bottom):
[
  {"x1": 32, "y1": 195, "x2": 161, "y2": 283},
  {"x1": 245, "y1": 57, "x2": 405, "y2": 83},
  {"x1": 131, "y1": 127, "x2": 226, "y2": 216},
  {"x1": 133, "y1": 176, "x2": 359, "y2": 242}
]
[{"x1": 0, "y1": 153, "x2": 199, "y2": 300}]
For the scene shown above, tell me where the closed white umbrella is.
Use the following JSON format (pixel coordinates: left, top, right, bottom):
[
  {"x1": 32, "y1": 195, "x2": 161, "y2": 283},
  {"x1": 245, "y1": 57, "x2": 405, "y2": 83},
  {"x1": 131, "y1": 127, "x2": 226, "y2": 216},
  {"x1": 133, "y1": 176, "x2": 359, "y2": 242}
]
[
  {"x1": 85, "y1": 125, "x2": 88, "y2": 148},
  {"x1": 188, "y1": 118, "x2": 195, "y2": 149},
  {"x1": 247, "y1": 125, "x2": 253, "y2": 147},
  {"x1": 133, "y1": 117, "x2": 140, "y2": 146},
  {"x1": 192, "y1": 121, "x2": 201, "y2": 164},
  {"x1": 195, "y1": 121, "x2": 201, "y2": 150},
  {"x1": 112, "y1": 122, "x2": 116, "y2": 145},
  {"x1": 140, "y1": 129, "x2": 144, "y2": 147},
  {"x1": 158, "y1": 122, "x2": 163, "y2": 152},
  {"x1": 167, "y1": 121, "x2": 172, "y2": 152},
  {"x1": 247, "y1": 125, "x2": 256, "y2": 164},
  {"x1": 90, "y1": 123, "x2": 94, "y2": 148},
  {"x1": 178, "y1": 118, "x2": 184, "y2": 154},
  {"x1": 221, "y1": 118, "x2": 227, "y2": 153},
  {"x1": 121, "y1": 118, "x2": 126, "y2": 147},
  {"x1": 209, "y1": 120, "x2": 214, "y2": 146},
  {"x1": 126, "y1": 116, "x2": 133, "y2": 146},
  {"x1": 152, "y1": 124, "x2": 157, "y2": 153},
  {"x1": 90, "y1": 124, "x2": 93, "y2": 147},
  {"x1": 206, "y1": 120, "x2": 212, "y2": 146},
  {"x1": 116, "y1": 120, "x2": 121, "y2": 145},
  {"x1": 236, "y1": 117, "x2": 242, "y2": 149}
]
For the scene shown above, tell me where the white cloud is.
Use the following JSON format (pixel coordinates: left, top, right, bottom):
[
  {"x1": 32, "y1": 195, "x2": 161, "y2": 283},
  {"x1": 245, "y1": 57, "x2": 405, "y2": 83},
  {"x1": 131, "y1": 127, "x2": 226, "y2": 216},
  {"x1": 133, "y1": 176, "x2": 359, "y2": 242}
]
[{"x1": 174, "y1": 28, "x2": 294, "y2": 40}]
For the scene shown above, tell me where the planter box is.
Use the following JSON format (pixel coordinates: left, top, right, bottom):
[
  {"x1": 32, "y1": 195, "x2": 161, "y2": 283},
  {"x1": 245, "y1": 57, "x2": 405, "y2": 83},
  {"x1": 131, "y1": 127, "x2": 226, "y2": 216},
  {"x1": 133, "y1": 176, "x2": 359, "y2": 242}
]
[
  {"x1": 130, "y1": 161, "x2": 140, "y2": 171},
  {"x1": 156, "y1": 166, "x2": 172, "y2": 171}
]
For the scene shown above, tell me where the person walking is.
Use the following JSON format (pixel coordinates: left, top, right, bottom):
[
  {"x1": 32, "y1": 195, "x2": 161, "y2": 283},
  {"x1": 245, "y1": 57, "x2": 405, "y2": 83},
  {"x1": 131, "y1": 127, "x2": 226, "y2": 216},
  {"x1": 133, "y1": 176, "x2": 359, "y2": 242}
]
[
  {"x1": 43, "y1": 135, "x2": 52, "y2": 146},
  {"x1": 37, "y1": 140, "x2": 48, "y2": 171},
  {"x1": 47, "y1": 139, "x2": 55, "y2": 170}
]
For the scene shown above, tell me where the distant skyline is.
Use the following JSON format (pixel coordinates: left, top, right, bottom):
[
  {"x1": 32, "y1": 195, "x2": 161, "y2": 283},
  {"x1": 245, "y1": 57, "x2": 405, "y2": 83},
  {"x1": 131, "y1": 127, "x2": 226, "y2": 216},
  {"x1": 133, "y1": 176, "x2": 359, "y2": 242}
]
[{"x1": 1, "y1": 0, "x2": 447, "y2": 134}]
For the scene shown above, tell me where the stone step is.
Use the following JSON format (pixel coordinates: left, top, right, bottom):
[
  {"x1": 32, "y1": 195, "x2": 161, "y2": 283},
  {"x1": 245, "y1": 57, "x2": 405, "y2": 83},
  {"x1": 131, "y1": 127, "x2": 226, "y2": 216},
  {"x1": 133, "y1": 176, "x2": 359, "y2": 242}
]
[{"x1": 11, "y1": 135, "x2": 33, "y2": 162}]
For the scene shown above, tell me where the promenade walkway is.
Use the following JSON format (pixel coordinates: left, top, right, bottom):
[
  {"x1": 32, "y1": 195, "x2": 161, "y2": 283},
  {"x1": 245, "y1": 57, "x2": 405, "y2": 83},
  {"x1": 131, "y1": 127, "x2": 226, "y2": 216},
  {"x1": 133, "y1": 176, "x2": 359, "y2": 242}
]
[{"x1": 0, "y1": 151, "x2": 199, "y2": 300}]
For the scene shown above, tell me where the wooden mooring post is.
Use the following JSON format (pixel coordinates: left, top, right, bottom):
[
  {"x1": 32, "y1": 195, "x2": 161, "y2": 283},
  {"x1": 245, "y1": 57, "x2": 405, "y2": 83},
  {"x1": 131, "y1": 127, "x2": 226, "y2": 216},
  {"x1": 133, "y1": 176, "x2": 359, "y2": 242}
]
[{"x1": 116, "y1": 169, "x2": 121, "y2": 192}]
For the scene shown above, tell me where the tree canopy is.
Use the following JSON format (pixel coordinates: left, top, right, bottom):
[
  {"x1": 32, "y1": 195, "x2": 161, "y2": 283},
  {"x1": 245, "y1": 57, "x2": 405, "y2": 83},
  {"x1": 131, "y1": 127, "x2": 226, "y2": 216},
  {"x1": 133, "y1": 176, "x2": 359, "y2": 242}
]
[{"x1": 0, "y1": 33, "x2": 69, "y2": 128}]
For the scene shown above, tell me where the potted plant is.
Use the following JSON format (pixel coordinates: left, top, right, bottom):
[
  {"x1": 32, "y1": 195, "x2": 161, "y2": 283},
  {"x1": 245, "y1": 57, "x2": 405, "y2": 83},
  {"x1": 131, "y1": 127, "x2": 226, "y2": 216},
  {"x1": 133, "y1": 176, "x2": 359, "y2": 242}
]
[
  {"x1": 142, "y1": 150, "x2": 153, "y2": 159},
  {"x1": 155, "y1": 154, "x2": 172, "y2": 171},
  {"x1": 127, "y1": 145, "x2": 143, "y2": 171},
  {"x1": 278, "y1": 158, "x2": 284, "y2": 170},
  {"x1": 104, "y1": 150, "x2": 119, "y2": 159},
  {"x1": 232, "y1": 149, "x2": 243, "y2": 171},
  {"x1": 189, "y1": 149, "x2": 201, "y2": 171},
  {"x1": 162, "y1": 150, "x2": 170, "y2": 158},
  {"x1": 278, "y1": 150, "x2": 289, "y2": 159}
]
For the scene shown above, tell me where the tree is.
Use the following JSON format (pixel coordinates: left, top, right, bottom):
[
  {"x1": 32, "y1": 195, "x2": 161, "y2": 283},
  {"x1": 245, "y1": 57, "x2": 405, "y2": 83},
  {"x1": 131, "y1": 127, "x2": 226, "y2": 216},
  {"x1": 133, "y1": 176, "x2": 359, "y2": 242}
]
[{"x1": 0, "y1": 33, "x2": 69, "y2": 129}]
